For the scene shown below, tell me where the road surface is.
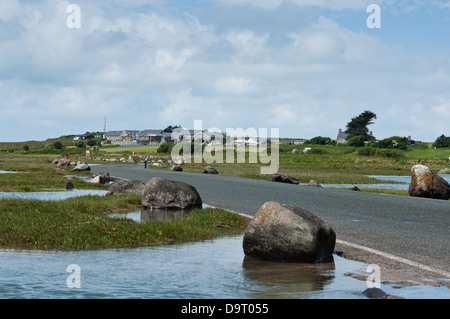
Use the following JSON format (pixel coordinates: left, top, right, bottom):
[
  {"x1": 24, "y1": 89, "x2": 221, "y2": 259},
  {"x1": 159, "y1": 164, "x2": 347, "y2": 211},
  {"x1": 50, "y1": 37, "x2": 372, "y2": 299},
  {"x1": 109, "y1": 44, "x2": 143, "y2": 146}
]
[{"x1": 93, "y1": 163, "x2": 450, "y2": 285}]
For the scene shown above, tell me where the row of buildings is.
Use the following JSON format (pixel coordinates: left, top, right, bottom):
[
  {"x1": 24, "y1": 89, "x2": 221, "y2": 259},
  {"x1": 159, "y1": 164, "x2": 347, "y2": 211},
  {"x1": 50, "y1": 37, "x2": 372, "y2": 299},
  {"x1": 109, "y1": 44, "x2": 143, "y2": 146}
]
[{"x1": 103, "y1": 129, "x2": 272, "y2": 146}]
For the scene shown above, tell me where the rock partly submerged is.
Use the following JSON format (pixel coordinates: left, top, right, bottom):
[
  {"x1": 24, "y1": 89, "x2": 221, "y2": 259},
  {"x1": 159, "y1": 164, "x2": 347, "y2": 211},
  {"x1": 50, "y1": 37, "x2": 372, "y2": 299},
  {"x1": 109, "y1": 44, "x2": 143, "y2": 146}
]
[
  {"x1": 141, "y1": 177, "x2": 203, "y2": 210},
  {"x1": 243, "y1": 201, "x2": 336, "y2": 263}
]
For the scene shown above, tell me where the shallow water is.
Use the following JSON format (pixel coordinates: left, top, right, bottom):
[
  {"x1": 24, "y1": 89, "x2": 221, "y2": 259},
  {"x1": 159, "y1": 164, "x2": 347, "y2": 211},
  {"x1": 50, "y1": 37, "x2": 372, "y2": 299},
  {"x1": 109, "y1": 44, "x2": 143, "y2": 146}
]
[
  {"x1": 0, "y1": 235, "x2": 448, "y2": 299},
  {"x1": 0, "y1": 177, "x2": 449, "y2": 299},
  {"x1": 0, "y1": 189, "x2": 108, "y2": 200}
]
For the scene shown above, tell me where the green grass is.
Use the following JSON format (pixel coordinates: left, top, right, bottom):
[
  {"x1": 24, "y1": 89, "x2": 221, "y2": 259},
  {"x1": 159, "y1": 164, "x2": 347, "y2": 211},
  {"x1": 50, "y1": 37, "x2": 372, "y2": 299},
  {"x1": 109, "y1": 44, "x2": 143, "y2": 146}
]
[
  {"x1": 0, "y1": 157, "x2": 107, "y2": 192},
  {"x1": 0, "y1": 194, "x2": 248, "y2": 250}
]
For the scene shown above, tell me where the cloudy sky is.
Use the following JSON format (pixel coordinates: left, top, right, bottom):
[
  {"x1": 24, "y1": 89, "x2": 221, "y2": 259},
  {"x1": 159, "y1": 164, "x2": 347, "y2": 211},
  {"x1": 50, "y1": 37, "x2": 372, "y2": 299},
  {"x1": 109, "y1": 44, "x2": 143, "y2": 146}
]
[{"x1": 1, "y1": 0, "x2": 449, "y2": 142}]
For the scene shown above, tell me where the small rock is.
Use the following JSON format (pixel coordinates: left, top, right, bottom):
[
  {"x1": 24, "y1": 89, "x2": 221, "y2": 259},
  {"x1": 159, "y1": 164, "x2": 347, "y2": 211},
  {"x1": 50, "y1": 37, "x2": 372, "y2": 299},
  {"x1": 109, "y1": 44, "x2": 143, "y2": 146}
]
[
  {"x1": 272, "y1": 173, "x2": 299, "y2": 184},
  {"x1": 202, "y1": 166, "x2": 218, "y2": 174},
  {"x1": 65, "y1": 181, "x2": 74, "y2": 190},
  {"x1": 350, "y1": 186, "x2": 360, "y2": 191},
  {"x1": 171, "y1": 165, "x2": 183, "y2": 172},
  {"x1": 307, "y1": 179, "x2": 322, "y2": 187},
  {"x1": 363, "y1": 288, "x2": 387, "y2": 299}
]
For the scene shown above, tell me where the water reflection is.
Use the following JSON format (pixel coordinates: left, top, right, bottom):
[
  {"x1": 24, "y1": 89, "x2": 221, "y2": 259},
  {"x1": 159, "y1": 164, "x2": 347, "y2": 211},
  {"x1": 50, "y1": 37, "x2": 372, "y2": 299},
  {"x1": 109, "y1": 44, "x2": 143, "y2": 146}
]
[
  {"x1": 140, "y1": 207, "x2": 189, "y2": 222},
  {"x1": 242, "y1": 256, "x2": 336, "y2": 298}
]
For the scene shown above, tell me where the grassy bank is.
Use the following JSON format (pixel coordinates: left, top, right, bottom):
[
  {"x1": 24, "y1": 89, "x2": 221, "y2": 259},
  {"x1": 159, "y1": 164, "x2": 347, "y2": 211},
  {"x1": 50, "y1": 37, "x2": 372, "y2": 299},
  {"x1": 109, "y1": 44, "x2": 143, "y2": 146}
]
[{"x1": 0, "y1": 194, "x2": 248, "y2": 250}]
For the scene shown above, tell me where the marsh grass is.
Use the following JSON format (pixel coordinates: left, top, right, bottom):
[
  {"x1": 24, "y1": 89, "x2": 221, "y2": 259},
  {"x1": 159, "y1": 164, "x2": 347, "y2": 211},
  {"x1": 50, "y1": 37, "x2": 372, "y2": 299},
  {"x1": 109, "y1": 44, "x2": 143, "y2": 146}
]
[
  {"x1": 0, "y1": 194, "x2": 248, "y2": 250},
  {"x1": 0, "y1": 156, "x2": 107, "y2": 192}
]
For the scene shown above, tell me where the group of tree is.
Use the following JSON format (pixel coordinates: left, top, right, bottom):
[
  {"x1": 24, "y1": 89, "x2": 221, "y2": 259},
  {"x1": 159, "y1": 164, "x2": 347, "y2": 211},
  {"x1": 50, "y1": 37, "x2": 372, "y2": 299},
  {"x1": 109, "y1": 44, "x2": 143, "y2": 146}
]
[{"x1": 433, "y1": 134, "x2": 450, "y2": 148}]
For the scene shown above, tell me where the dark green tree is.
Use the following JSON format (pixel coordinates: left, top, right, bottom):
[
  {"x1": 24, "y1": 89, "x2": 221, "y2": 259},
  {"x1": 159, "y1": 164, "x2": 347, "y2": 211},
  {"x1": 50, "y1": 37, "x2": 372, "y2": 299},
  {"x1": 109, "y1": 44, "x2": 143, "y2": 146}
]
[
  {"x1": 306, "y1": 136, "x2": 331, "y2": 145},
  {"x1": 347, "y1": 135, "x2": 365, "y2": 147},
  {"x1": 345, "y1": 110, "x2": 377, "y2": 140},
  {"x1": 432, "y1": 134, "x2": 450, "y2": 148},
  {"x1": 53, "y1": 141, "x2": 63, "y2": 149},
  {"x1": 163, "y1": 125, "x2": 181, "y2": 133}
]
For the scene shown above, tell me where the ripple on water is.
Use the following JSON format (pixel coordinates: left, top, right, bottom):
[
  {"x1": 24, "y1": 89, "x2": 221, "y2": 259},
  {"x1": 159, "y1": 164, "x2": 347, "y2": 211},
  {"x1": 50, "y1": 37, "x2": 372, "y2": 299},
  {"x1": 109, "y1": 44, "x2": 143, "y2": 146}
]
[{"x1": 0, "y1": 235, "x2": 448, "y2": 299}]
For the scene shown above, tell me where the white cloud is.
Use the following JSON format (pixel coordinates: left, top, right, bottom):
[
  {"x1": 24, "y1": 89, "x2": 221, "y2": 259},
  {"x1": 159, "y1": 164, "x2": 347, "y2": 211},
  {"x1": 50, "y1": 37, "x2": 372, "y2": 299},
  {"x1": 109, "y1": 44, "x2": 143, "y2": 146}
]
[{"x1": 0, "y1": 0, "x2": 449, "y2": 142}]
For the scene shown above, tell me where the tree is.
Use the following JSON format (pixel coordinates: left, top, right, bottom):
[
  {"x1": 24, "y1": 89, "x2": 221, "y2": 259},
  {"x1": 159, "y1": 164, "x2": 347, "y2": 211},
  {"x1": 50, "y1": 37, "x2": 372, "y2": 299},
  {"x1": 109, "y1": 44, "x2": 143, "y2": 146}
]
[
  {"x1": 376, "y1": 136, "x2": 409, "y2": 150},
  {"x1": 163, "y1": 125, "x2": 181, "y2": 133},
  {"x1": 345, "y1": 110, "x2": 377, "y2": 140},
  {"x1": 53, "y1": 141, "x2": 63, "y2": 149},
  {"x1": 306, "y1": 136, "x2": 331, "y2": 145},
  {"x1": 432, "y1": 134, "x2": 450, "y2": 148}
]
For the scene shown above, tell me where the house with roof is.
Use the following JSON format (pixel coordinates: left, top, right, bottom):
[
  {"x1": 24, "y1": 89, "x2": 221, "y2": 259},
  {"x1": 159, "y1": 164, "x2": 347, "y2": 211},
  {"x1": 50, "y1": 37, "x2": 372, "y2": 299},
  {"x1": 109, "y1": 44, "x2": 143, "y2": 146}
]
[
  {"x1": 103, "y1": 131, "x2": 122, "y2": 141},
  {"x1": 336, "y1": 129, "x2": 349, "y2": 144},
  {"x1": 336, "y1": 129, "x2": 376, "y2": 144}
]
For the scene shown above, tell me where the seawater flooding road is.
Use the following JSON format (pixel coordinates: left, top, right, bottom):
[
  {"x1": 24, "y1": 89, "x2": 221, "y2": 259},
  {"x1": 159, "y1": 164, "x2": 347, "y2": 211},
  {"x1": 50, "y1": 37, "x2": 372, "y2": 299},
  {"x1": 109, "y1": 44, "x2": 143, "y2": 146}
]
[{"x1": 93, "y1": 164, "x2": 450, "y2": 283}]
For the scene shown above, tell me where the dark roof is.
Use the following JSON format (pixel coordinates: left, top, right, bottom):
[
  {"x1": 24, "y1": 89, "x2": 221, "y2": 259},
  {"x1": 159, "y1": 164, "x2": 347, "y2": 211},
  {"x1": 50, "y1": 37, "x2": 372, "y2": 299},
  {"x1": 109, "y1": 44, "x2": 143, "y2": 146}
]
[
  {"x1": 337, "y1": 131, "x2": 349, "y2": 139},
  {"x1": 104, "y1": 131, "x2": 122, "y2": 136}
]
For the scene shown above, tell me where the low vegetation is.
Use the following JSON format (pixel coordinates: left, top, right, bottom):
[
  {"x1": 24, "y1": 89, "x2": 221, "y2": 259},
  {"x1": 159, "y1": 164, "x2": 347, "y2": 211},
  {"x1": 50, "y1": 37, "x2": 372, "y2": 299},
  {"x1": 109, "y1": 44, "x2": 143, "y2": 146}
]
[{"x1": 0, "y1": 194, "x2": 248, "y2": 250}]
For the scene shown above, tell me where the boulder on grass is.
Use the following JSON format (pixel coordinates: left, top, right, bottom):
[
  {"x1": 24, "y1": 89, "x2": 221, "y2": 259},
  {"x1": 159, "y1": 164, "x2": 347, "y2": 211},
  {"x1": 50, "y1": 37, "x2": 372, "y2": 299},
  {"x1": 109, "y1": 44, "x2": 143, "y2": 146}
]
[
  {"x1": 408, "y1": 164, "x2": 450, "y2": 200},
  {"x1": 108, "y1": 179, "x2": 145, "y2": 194},
  {"x1": 141, "y1": 177, "x2": 202, "y2": 210},
  {"x1": 243, "y1": 201, "x2": 336, "y2": 263},
  {"x1": 202, "y1": 166, "x2": 218, "y2": 174},
  {"x1": 272, "y1": 173, "x2": 299, "y2": 185}
]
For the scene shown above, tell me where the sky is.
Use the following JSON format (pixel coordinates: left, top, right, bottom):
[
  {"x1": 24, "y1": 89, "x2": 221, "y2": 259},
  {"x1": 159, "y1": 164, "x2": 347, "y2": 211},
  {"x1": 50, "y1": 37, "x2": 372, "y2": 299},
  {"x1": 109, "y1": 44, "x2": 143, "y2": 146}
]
[{"x1": 1, "y1": 0, "x2": 450, "y2": 142}]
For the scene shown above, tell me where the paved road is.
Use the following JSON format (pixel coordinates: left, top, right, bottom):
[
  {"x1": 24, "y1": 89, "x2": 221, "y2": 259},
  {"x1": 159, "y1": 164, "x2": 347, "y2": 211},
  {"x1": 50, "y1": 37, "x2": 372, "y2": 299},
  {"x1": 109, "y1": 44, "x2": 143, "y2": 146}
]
[{"x1": 93, "y1": 163, "x2": 450, "y2": 279}]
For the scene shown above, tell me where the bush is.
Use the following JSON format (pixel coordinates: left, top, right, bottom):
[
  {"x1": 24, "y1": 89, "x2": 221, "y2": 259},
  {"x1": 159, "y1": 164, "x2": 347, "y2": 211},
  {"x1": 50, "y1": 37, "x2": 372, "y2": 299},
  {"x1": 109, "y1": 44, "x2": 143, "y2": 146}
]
[
  {"x1": 23, "y1": 145, "x2": 29, "y2": 151},
  {"x1": 53, "y1": 141, "x2": 63, "y2": 149},
  {"x1": 306, "y1": 136, "x2": 331, "y2": 145},
  {"x1": 358, "y1": 148, "x2": 404, "y2": 159},
  {"x1": 347, "y1": 135, "x2": 365, "y2": 147},
  {"x1": 308, "y1": 148, "x2": 328, "y2": 155},
  {"x1": 156, "y1": 142, "x2": 174, "y2": 154},
  {"x1": 75, "y1": 141, "x2": 86, "y2": 148},
  {"x1": 86, "y1": 139, "x2": 97, "y2": 147},
  {"x1": 375, "y1": 136, "x2": 408, "y2": 150}
]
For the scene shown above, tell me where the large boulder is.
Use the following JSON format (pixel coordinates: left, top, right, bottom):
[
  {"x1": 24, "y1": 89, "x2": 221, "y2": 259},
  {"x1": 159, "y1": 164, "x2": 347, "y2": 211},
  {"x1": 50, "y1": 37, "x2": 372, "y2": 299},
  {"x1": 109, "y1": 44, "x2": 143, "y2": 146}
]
[
  {"x1": 243, "y1": 201, "x2": 336, "y2": 263},
  {"x1": 108, "y1": 179, "x2": 145, "y2": 194},
  {"x1": 409, "y1": 164, "x2": 450, "y2": 200},
  {"x1": 272, "y1": 173, "x2": 299, "y2": 184},
  {"x1": 141, "y1": 177, "x2": 203, "y2": 210}
]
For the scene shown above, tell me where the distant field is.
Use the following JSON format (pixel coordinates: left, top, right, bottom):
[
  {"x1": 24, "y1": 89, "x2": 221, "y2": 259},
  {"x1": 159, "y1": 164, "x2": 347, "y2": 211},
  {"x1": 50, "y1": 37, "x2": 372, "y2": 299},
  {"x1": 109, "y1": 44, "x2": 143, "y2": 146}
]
[{"x1": 101, "y1": 145, "x2": 159, "y2": 155}]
